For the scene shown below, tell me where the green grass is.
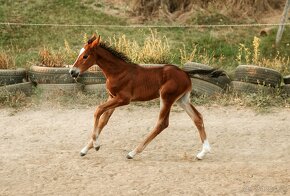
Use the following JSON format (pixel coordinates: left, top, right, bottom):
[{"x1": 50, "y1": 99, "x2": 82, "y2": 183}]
[
  {"x1": 0, "y1": 1, "x2": 289, "y2": 109},
  {"x1": 260, "y1": 27, "x2": 290, "y2": 58},
  {"x1": 0, "y1": 0, "x2": 289, "y2": 75},
  {"x1": 0, "y1": 0, "x2": 126, "y2": 67}
]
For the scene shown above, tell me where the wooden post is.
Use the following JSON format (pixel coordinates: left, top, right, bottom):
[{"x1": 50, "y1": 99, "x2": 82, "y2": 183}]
[{"x1": 276, "y1": 0, "x2": 290, "y2": 46}]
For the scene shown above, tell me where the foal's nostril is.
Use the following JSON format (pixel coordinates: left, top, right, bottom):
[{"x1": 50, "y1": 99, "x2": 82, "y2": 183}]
[
  {"x1": 69, "y1": 69, "x2": 75, "y2": 75},
  {"x1": 69, "y1": 68, "x2": 79, "y2": 78}
]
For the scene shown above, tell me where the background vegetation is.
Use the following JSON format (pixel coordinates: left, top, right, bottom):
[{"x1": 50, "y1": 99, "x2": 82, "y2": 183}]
[
  {"x1": 0, "y1": 0, "x2": 289, "y2": 109},
  {"x1": 0, "y1": 0, "x2": 289, "y2": 73}
]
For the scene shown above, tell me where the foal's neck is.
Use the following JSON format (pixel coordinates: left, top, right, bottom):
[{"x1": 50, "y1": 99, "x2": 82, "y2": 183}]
[{"x1": 94, "y1": 47, "x2": 134, "y2": 78}]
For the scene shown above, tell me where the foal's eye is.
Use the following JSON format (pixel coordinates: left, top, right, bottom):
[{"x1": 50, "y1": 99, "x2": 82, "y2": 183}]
[{"x1": 83, "y1": 55, "x2": 88, "y2": 59}]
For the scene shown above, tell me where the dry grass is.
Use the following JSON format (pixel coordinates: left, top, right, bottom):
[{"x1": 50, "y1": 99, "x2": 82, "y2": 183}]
[
  {"x1": 191, "y1": 89, "x2": 289, "y2": 112},
  {"x1": 139, "y1": 29, "x2": 171, "y2": 63},
  {"x1": 130, "y1": 0, "x2": 284, "y2": 21},
  {"x1": 109, "y1": 29, "x2": 172, "y2": 64},
  {"x1": 179, "y1": 44, "x2": 197, "y2": 65},
  {"x1": 38, "y1": 47, "x2": 66, "y2": 67},
  {"x1": 236, "y1": 36, "x2": 290, "y2": 74},
  {"x1": 64, "y1": 39, "x2": 78, "y2": 65},
  {"x1": 109, "y1": 34, "x2": 140, "y2": 62},
  {"x1": 0, "y1": 51, "x2": 16, "y2": 69},
  {"x1": 1, "y1": 83, "x2": 288, "y2": 110},
  {"x1": 0, "y1": 90, "x2": 29, "y2": 108},
  {"x1": 179, "y1": 44, "x2": 214, "y2": 66}
]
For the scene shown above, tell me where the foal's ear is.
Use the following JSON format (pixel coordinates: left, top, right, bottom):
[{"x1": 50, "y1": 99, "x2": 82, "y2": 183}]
[{"x1": 91, "y1": 35, "x2": 101, "y2": 48}]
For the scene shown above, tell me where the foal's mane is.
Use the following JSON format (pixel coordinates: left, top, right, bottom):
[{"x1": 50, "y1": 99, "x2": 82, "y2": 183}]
[
  {"x1": 99, "y1": 42, "x2": 132, "y2": 63},
  {"x1": 87, "y1": 36, "x2": 132, "y2": 63}
]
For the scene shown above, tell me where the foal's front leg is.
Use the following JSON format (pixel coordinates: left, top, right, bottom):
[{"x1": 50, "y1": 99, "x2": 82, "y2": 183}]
[
  {"x1": 91, "y1": 108, "x2": 115, "y2": 151},
  {"x1": 80, "y1": 96, "x2": 129, "y2": 156}
]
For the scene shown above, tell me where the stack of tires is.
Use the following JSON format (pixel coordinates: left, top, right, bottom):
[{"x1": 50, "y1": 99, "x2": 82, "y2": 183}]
[
  {"x1": 29, "y1": 65, "x2": 83, "y2": 94},
  {"x1": 28, "y1": 65, "x2": 108, "y2": 96},
  {"x1": 231, "y1": 65, "x2": 282, "y2": 94},
  {"x1": 183, "y1": 62, "x2": 231, "y2": 96},
  {"x1": 76, "y1": 66, "x2": 107, "y2": 97},
  {"x1": 0, "y1": 68, "x2": 33, "y2": 96}
]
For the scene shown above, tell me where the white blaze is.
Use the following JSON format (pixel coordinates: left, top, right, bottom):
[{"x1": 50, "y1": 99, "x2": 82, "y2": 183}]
[
  {"x1": 72, "y1": 48, "x2": 85, "y2": 66},
  {"x1": 78, "y1": 48, "x2": 85, "y2": 57}
]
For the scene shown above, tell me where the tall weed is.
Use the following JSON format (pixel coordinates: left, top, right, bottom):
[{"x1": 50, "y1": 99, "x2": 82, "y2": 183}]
[
  {"x1": 179, "y1": 44, "x2": 214, "y2": 65},
  {"x1": 236, "y1": 36, "x2": 290, "y2": 74},
  {"x1": 109, "y1": 29, "x2": 172, "y2": 64}
]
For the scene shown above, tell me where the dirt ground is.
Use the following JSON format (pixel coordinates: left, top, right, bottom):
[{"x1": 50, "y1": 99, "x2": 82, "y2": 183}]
[{"x1": 0, "y1": 104, "x2": 289, "y2": 195}]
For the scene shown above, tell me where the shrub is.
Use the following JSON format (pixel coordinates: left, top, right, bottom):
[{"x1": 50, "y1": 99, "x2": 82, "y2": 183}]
[
  {"x1": 38, "y1": 47, "x2": 66, "y2": 67},
  {"x1": 0, "y1": 51, "x2": 16, "y2": 69}
]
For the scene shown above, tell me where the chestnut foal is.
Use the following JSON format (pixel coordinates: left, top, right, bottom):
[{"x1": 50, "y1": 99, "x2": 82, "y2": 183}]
[{"x1": 70, "y1": 35, "x2": 220, "y2": 160}]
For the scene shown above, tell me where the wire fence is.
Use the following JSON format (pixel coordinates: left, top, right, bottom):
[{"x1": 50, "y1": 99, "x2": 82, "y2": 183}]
[{"x1": 1, "y1": 22, "x2": 290, "y2": 28}]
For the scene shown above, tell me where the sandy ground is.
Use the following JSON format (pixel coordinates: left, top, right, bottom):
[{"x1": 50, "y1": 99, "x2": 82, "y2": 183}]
[{"x1": 0, "y1": 104, "x2": 290, "y2": 195}]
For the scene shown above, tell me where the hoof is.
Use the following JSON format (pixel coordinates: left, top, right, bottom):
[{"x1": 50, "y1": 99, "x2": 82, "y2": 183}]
[
  {"x1": 196, "y1": 151, "x2": 206, "y2": 160},
  {"x1": 80, "y1": 152, "x2": 87, "y2": 157},
  {"x1": 127, "y1": 151, "x2": 136, "y2": 159},
  {"x1": 196, "y1": 155, "x2": 203, "y2": 160},
  {"x1": 95, "y1": 146, "x2": 101, "y2": 151},
  {"x1": 126, "y1": 154, "x2": 134, "y2": 159}
]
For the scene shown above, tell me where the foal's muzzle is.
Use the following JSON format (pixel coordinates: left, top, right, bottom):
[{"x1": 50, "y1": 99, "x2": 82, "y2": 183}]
[{"x1": 69, "y1": 68, "x2": 80, "y2": 78}]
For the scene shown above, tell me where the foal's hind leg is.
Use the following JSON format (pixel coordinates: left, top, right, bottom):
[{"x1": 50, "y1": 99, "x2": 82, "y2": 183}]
[
  {"x1": 177, "y1": 92, "x2": 211, "y2": 160},
  {"x1": 127, "y1": 98, "x2": 174, "y2": 159}
]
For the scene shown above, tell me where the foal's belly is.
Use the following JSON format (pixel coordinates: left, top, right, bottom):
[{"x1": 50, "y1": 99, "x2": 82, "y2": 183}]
[{"x1": 131, "y1": 84, "x2": 160, "y2": 101}]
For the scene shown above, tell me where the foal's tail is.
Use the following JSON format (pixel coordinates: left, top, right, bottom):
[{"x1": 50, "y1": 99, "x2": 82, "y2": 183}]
[{"x1": 184, "y1": 68, "x2": 226, "y2": 78}]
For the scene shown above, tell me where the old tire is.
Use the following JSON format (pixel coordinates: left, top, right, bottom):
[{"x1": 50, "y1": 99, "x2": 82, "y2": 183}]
[
  {"x1": 182, "y1": 62, "x2": 212, "y2": 72},
  {"x1": 76, "y1": 71, "x2": 106, "y2": 84},
  {"x1": 0, "y1": 82, "x2": 33, "y2": 96},
  {"x1": 283, "y1": 75, "x2": 290, "y2": 84},
  {"x1": 195, "y1": 74, "x2": 231, "y2": 91},
  {"x1": 183, "y1": 62, "x2": 231, "y2": 90},
  {"x1": 29, "y1": 65, "x2": 75, "y2": 84},
  {"x1": 0, "y1": 68, "x2": 27, "y2": 86},
  {"x1": 191, "y1": 78, "x2": 223, "y2": 96},
  {"x1": 230, "y1": 81, "x2": 275, "y2": 94},
  {"x1": 281, "y1": 84, "x2": 290, "y2": 96},
  {"x1": 84, "y1": 84, "x2": 107, "y2": 97},
  {"x1": 234, "y1": 65, "x2": 282, "y2": 87},
  {"x1": 36, "y1": 83, "x2": 83, "y2": 93}
]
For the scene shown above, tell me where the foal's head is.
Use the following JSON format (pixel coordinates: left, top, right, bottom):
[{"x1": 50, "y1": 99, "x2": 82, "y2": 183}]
[{"x1": 69, "y1": 34, "x2": 100, "y2": 78}]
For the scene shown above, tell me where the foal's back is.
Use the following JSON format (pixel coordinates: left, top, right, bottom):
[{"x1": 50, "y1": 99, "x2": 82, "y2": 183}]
[{"x1": 130, "y1": 64, "x2": 191, "y2": 101}]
